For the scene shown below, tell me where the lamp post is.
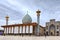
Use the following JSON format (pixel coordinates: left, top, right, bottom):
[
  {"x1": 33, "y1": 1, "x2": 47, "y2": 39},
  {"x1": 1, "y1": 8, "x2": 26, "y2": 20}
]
[{"x1": 36, "y1": 9, "x2": 41, "y2": 36}]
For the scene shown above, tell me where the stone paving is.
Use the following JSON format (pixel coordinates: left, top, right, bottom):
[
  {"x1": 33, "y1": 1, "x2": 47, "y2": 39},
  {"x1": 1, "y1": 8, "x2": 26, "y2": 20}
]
[{"x1": 0, "y1": 36, "x2": 60, "y2": 40}]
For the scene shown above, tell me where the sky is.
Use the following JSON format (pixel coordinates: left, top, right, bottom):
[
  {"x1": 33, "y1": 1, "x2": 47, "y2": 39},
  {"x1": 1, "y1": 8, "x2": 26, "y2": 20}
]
[{"x1": 0, "y1": 0, "x2": 60, "y2": 29}]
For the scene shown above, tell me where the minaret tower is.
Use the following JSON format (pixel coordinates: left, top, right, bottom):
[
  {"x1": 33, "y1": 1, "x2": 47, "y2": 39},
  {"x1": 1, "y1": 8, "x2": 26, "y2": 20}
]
[
  {"x1": 5, "y1": 15, "x2": 9, "y2": 25},
  {"x1": 36, "y1": 9, "x2": 41, "y2": 36}
]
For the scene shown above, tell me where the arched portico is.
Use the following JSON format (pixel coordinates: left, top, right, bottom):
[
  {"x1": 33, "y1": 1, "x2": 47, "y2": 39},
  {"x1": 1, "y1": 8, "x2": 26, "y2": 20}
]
[{"x1": 49, "y1": 24, "x2": 55, "y2": 36}]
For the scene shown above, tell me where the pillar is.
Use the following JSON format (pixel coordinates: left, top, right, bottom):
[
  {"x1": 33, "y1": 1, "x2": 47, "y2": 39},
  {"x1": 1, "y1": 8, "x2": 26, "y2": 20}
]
[{"x1": 36, "y1": 9, "x2": 41, "y2": 36}]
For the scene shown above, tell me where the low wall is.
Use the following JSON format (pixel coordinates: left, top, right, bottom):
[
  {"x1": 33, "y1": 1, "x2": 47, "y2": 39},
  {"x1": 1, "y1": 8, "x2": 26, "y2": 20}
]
[{"x1": 0, "y1": 36, "x2": 60, "y2": 40}]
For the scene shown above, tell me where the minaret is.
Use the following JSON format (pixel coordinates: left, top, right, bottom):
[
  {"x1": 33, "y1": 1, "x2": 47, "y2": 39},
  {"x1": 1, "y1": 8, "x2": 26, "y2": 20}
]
[
  {"x1": 36, "y1": 9, "x2": 41, "y2": 36},
  {"x1": 5, "y1": 15, "x2": 9, "y2": 25}
]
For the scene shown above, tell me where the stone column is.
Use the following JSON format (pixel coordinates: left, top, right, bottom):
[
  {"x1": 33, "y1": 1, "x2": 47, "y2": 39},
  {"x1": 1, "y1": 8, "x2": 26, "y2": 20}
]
[
  {"x1": 6, "y1": 27, "x2": 7, "y2": 34},
  {"x1": 13, "y1": 27, "x2": 15, "y2": 34},
  {"x1": 25, "y1": 26, "x2": 26, "y2": 34},
  {"x1": 21, "y1": 26, "x2": 23, "y2": 34},
  {"x1": 18, "y1": 26, "x2": 20, "y2": 34},
  {"x1": 28, "y1": 26, "x2": 30, "y2": 33}
]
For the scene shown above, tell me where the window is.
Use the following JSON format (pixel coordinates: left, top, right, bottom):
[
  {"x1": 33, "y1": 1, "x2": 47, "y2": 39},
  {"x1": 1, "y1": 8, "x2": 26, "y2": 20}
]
[
  {"x1": 57, "y1": 31, "x2": 59, "y2": 36},
  {"x1": 57, "y1": 25, "x2": 59, "y2": 29},
  {"x1": 46, "y1": 26, "x2": 48, "y2": 29}
]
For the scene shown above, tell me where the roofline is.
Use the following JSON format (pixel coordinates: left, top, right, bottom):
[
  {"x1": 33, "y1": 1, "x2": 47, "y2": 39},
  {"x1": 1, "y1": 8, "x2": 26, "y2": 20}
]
[{"x1": 1, "y1": 22, "x2": 37, "y2": 27}]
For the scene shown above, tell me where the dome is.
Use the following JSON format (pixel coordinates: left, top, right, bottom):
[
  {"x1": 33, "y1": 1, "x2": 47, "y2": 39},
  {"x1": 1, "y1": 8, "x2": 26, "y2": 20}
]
[{"x1": 22, "y1": 14, "x2": 32, "y2": 24}]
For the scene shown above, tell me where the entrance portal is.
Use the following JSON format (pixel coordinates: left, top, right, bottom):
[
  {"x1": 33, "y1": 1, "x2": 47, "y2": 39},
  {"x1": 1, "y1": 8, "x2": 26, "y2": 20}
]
[{"x1": 49, "y1": 24, "x2": 55, "y2": 36}]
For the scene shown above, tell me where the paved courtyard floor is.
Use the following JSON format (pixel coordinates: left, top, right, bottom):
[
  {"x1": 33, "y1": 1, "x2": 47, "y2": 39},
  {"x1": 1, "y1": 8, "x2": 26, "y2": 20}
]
[{"x1": 0, "y1": 36, "x2": 60, "y2": 40}]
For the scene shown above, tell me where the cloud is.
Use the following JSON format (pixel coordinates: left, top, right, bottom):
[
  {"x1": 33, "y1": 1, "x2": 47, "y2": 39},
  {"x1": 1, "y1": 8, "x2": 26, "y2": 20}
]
[{"x1": 0, "y1": 0, "x2": 60, "y2": 29}]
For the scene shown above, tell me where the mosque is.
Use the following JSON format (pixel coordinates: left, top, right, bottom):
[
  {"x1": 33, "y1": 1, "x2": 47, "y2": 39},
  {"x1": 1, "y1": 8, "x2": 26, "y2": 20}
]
[
  {"x1": 1, "y1": 9, "x2": 60, "y2": 36},
  {"x1": 1, "y1": 10, "x2": 45, "y2": 36}
]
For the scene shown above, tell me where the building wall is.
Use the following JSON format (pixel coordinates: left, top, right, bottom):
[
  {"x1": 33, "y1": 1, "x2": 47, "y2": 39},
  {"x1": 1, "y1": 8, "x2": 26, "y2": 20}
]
[
  {"x1": 46, "y1": 19, "x2": 60, "y2": 36},
  {"x1": 40, "y1": 27, "x2": 45, "y2": 36}
]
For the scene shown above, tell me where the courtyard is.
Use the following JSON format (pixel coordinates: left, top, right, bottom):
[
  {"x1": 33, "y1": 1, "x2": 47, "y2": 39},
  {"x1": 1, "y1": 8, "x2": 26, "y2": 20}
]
[{"x1": 0, "y1": 36, "x2": 60, "y2": 40}]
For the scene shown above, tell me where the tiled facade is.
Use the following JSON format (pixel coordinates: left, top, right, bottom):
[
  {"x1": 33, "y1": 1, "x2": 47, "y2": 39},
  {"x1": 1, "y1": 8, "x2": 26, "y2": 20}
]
[{"x1": 46, "y1": 19, "x2": 60, "y2": 36}]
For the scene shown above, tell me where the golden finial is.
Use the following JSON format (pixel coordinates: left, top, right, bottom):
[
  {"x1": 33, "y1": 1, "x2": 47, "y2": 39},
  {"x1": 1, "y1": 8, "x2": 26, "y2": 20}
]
[
  {"x1": 36, "y1": 9, "x2": 41, "y2": 13},
  {"x1": 36, "y1": 9, "x2": 41, "y2": 16},
  {"x1": 5, "y1": 15, "x2": 9, "y2": 18}
]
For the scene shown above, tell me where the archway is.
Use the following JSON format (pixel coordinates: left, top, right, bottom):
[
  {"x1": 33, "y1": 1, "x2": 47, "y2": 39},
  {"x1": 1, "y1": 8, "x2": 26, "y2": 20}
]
[{"x1": 49, "y1": 24, "x2": 55, "y2": 36}]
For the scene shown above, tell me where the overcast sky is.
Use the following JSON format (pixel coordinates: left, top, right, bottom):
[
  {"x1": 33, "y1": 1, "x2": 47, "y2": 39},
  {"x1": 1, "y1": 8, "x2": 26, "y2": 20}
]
[{"x1": 0, "y1": 0, "x2": 60, "y2": 29}]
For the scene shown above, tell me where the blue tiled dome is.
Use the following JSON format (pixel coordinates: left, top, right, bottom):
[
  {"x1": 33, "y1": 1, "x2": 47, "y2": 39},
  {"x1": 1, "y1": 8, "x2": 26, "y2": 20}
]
[{"x1": 22, "y1": 14, "x2": 32, "y2": 24}]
